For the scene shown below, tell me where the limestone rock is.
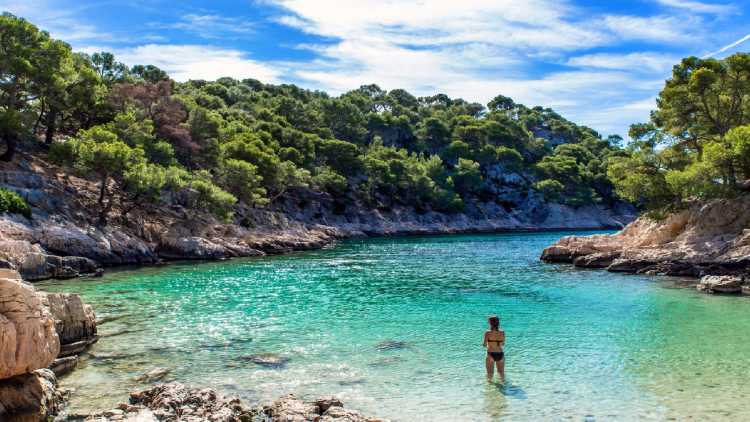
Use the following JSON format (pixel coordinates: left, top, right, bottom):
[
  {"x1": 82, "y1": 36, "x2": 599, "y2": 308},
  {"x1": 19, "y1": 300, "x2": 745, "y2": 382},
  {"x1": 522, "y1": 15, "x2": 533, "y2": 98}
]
[
  {"x1": 0, "y1": 369, "x2": 61, "y2": 422},
  {"x1": 573, "y1": 251, "x2": 621, "y2": 268},
  {"x1": 261, "y1": 394, "x2": 386, "y2": 422},
  {"x1": 696, "y1": 275, "x2": 743, "y2": 294},
  {"x1": 541, "y1": 196, "x2": 750, "y2": 278},
  {"x1": 0, "y1": 271, "x2": 60, "y2": 379},
  {"x1": 157, "y1": 236, "x2": 229, "y2": 260},
  {"x1": 38, "y1": 292, "x2": 97, "y2": 345},
  {"x1": 49, "y1": 356, "x2": 78, "y2": 377}
]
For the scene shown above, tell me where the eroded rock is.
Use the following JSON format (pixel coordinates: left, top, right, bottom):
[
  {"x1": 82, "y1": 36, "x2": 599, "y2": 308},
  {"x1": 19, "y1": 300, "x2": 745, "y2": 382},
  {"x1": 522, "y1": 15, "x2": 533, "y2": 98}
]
[
  {"x1": 0, "y1": 271, "x2": 59, "y2": 379},
  {"x1": 541, "y1": 196, "x2": 750, "y2": 278},
  {"x1": 697, "y1": 275, "x2": 743, "y2": 294},
  {"x1": 0, "y1": 369, "x2": 61, "y2": 422}
]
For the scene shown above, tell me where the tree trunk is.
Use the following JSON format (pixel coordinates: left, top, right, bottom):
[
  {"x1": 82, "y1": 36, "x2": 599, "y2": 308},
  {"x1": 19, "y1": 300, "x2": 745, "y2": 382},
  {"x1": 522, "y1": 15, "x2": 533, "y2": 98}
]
[
  {"x1": 44, "y1": 108, "x2": 57, "y2": 145},
  {"x1": 0, "y1": 132, "x2": 17, "y2": 162},
  {"x1": 97, "y1": 175, "x2": 109, "y2": 227}
]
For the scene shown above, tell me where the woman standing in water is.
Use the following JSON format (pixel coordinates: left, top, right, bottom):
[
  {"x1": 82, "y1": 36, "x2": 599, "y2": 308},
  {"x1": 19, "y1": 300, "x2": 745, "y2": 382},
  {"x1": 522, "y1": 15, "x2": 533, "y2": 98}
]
[{"x1": 483, "y1": 315, "x2": 505, "y2": 382}]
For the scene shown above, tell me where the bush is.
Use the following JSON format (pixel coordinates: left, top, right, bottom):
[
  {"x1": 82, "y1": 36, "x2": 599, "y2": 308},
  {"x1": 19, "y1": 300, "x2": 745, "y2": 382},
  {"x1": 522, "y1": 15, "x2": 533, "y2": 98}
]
[
  {"x1": 534, "y1": 179, "x2": 564, "y2": 202},
  {"x1": 0, "y1": 188, "x2": 32, "y2": 218}
]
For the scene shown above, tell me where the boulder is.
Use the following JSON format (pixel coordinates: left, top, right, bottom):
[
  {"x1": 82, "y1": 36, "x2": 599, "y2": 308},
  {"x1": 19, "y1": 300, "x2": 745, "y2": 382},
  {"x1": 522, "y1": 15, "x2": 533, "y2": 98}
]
[
  {"x1": 0, "y1": 270, "x2": 60, "y2": 379},
  {"x1": 696, "y1": 275, "x2": 743, "y2": 294},
  {"x1": 38, "y1": 292, "x2": 97, "y2": 345},
  {"x1": 0, "y1": 369, "x2": 61, "y2": 422},
  {"x1": 157, "y1": 236, "x2": 229, "y2": 260},
  {"x1": 261, "y1": 394, "x2": 386, "y2": 422},
  {"x1": 48, "y1": 356, "x2": 78, "y2": 377},
  {"x1": 573, "y1": 251, "x2": 621, "y2": 269}
]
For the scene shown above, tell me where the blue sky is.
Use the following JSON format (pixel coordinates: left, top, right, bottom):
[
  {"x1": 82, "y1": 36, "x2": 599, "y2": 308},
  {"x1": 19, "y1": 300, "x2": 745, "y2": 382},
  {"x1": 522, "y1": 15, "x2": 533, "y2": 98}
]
[{"x1": 2, "y1": 0, "x2": 749, "y2": 137}]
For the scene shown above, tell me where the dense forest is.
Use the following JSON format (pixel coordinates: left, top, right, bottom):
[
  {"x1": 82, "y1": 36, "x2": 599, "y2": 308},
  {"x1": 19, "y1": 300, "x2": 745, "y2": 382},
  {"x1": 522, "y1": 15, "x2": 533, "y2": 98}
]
[{"x1": 0, "y1": 13, "x2": 676, "y2": 226}]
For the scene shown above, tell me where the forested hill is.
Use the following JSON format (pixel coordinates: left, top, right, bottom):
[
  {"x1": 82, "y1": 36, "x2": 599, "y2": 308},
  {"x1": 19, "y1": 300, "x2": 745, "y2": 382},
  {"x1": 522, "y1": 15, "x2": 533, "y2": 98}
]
[{"x1": 0, "y1": 13, "x2": 633, "y2": 227}]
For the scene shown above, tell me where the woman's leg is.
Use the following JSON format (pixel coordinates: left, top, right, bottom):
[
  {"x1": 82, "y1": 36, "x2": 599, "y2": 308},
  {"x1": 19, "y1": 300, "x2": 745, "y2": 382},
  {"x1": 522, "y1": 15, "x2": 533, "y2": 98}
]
[
  {"x1": 485, "y1": 354, "x2": 494, "y2": 381},
  {"x1": 496, "y1": 358, "x2": 505, "y2": 382}
]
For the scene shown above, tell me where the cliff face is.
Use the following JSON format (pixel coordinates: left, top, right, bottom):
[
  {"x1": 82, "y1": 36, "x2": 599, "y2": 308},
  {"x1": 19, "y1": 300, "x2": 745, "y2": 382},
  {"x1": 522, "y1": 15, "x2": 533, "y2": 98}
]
[
  {"x1": 0, "y1": 269, "x2": 98, "y2": 420},
  {"x1": 0, "y1": 151, "x2": 635, "y2": 281},
  {"x1": 541, "y1": 196, "x2": 750, "y2": 278}
]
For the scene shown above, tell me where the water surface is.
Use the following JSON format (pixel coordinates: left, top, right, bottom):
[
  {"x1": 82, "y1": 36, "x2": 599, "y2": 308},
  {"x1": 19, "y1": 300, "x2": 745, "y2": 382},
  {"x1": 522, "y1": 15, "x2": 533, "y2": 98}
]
[{"x1": 40, "y1": 232, "x2": 750, "y2": 421}]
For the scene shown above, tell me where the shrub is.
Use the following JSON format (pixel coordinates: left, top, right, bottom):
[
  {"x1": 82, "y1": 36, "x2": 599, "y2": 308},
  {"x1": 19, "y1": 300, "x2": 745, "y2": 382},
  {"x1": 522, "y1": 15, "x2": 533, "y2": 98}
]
[{"x1": 0, "y1": 188, "x2": 31, "y2": 218}]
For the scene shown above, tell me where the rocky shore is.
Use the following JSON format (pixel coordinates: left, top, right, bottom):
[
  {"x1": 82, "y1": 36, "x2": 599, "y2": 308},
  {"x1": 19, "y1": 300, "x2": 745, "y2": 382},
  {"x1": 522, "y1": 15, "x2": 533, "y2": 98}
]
[
  {"x1": 540, "y1": 196, "x2": 750, "y2": 293},
  {"x1": 72, "y1": 383, "x2": 385, "y2": 422},
  {"x1": 0, "y1": 151, "x2": 635, "y2": 282},
  {"x1": 0, "y1": 269, "x2": 98, "y2": 420}
]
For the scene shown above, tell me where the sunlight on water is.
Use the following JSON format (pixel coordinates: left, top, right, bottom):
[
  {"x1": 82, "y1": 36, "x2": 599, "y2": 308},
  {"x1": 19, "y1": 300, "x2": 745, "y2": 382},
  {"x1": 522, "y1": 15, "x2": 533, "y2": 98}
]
[{"x1": 39, "y1": 232, "x2": 750, "y2": 421}]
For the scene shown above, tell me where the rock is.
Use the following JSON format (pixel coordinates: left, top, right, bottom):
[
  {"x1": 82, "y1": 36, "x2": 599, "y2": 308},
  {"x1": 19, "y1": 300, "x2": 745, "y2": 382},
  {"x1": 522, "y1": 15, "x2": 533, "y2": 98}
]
[
  {"x1": 38, "y1": 292, "x2": 97, "y2": 345},
  {"x1": 134, "y1": 367, "x2": 171, "y2": 383},
  {"x1": 261, "y1": 394, "x2": 386, "y2": 422},
  {"x1": 73, "y1": 384, "x2": 385, "y2": 422},
  {"x1": 606, "y1": 258, "x2": 656, "y2": 273},
  {"x1": 314, "y1": 396, "x2": 344, "y2": 413},
  {"x1": 573, "y1": 251, "x2": 621, "y2": 268},
  {"x1": 375, "y1": 340, "x2": 410, "y2": 351},
  {"x1": 0, "y1": 271, "x2": 60, "y2": 379},
  {"x1": 742, "y1": 285, "x2": 750, "y2": 295},
  {"x1": 241, "y1": 353, "x2": 290, "y2": 368},
  {"x1": 48, "y1": 356, "x2": 78, "y2": 377},
  {"x1": 541, "y1": 196, "x2": 750, "y2": 278},
  {"x1": 696, "y1": 275, "x2": 743, "y2": 294},
  {"x1": 59, "y1": 338, "x2": 98, "y2": 357},
  {"x1": 0, "y1": 369, "x2": 61, "y2": 422},
  {"x1": 157, "y1": 236, "x2": 229, "y2": 260}
]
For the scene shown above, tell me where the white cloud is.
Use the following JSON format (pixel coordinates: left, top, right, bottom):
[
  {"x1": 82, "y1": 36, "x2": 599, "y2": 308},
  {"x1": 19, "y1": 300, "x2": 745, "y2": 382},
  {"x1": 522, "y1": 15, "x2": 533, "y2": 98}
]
[
  {"x1": 602, "y1": 15, "x2": 690, "y2": 43},
  {"x1": 656, "y1": 0, "x2": 735, "y2": 15},
  {"x1": 567, "y1": 52, "x2": 679, "y2": 74},
  {"x1": 84, "y1": 44, "x2": 282, "y2": 83},
  {"x1": 152, "y1": 14, "x2": 256, "y2": 39}
]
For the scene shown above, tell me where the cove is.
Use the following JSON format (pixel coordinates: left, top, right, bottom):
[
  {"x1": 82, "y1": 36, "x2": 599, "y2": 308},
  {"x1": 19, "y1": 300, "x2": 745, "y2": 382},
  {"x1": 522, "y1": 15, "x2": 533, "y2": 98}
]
[{"x1": 39, "y1": 231, "x2": 750, "y2": 421}]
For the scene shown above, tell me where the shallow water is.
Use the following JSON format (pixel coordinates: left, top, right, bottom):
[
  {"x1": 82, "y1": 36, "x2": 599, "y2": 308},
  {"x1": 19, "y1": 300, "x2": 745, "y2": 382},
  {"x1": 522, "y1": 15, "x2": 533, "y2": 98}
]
[{"x1": 40, "y1": 232, "x2": 750, "y2": 421}]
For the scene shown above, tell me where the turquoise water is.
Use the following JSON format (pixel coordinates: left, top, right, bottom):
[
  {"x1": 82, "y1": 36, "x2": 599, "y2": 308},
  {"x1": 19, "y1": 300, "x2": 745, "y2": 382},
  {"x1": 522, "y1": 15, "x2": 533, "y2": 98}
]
[{"x1": 40, "y1": 232, "x2": 750, "y2": 421}]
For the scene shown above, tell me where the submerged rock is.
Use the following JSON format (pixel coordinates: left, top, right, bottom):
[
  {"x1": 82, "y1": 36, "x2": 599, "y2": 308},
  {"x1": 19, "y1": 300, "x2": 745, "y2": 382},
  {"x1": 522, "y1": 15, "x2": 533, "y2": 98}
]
[
  {"x1": 375, "y1": 340, "x2": 410, "y2": 351},
  {"x1": 135, "y1": 367, "x2": 172, "y2": 383},
  {"x1": 696, "y1": 275, "x2": 743, "y2": 294},
  {"x1": 241, "y1": 353, "x2": 290, "y2": 368}
]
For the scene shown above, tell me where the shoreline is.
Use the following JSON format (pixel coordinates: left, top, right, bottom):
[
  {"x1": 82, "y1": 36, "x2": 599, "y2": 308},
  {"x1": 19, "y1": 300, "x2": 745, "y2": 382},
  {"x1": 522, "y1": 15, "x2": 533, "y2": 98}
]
[{"x1": 56, "y1": 225, "x2": 623, "y2": 279}]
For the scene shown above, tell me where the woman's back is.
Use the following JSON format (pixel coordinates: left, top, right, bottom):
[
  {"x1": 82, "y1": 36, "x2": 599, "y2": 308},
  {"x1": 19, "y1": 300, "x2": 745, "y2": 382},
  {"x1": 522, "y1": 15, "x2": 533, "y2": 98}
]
[{"x1": 485, "y1": 330, "x2": 505, "y2": 351}]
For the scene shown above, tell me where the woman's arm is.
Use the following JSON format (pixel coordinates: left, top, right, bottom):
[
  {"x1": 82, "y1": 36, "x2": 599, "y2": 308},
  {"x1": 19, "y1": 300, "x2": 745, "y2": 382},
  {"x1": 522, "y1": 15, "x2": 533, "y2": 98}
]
[{"x1": 482, "y1": 331, "x2": 488, "y2": 348}]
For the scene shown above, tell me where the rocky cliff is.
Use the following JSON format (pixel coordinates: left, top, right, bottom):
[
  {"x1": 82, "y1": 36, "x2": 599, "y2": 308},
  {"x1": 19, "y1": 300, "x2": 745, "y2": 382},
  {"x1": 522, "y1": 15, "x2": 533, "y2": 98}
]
[
  {"x1": 0, "y1": 151, "x2": 635, "y2": 282},
  {"x1": 0, "y1": 269, "x2": 98, "y2": 421},
  {"x1": 541, "y1": 196, "x2": 750, "y2": 282}
]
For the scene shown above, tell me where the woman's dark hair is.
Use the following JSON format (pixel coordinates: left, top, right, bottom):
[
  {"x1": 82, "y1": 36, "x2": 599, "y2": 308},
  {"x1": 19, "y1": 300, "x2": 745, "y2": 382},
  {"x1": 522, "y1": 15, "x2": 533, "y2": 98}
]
[{"x1": 488, "y1": 315, "x2": 500, "y2": 330}]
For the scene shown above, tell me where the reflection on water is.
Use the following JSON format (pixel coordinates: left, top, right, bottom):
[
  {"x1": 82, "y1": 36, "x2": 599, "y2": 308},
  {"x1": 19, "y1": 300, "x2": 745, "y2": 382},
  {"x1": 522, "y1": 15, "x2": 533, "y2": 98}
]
[{"x1": 39, "y1": 232, "x2": 750, "y2": 421}]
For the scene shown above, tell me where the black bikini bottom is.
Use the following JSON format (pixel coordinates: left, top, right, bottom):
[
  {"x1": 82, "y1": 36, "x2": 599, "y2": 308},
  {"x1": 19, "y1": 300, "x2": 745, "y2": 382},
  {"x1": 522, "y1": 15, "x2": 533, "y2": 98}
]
[{"x1": 487, "y1": 351, "x2": 504, "y2": 361}]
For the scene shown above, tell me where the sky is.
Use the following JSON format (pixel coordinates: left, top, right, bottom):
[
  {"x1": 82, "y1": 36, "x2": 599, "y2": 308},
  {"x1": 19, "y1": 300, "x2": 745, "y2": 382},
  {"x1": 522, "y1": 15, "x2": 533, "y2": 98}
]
[{"x1": 2, "y1": 0, "x2": 749, "y2": 138}]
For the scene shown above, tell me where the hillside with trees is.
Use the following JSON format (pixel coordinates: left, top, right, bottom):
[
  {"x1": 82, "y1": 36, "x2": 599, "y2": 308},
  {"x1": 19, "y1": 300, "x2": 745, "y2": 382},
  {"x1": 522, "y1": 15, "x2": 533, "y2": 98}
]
[{"x1": 0, "y1": 13, "x2": 631, "y2": 226}]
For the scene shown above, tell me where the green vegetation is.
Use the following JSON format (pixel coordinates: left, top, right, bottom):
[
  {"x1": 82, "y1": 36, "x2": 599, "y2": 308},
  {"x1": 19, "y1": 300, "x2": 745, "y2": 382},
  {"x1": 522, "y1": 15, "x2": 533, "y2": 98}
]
[
  {"x1": 0, "y1": 188, "x2": 31, "y2": 218},
  {"x1": 609, "y1": 53, "x2": 750, "y2": 209},
  {"x1": 0, "y1": 14, "x2": 628, "y2": 226}
]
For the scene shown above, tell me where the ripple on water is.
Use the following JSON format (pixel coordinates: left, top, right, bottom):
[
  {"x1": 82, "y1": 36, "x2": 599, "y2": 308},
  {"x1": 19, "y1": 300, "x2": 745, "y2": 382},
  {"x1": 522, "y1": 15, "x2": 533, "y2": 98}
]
[{"x1": 39, "y1": 232, "x2": 750, "y2": 421}]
